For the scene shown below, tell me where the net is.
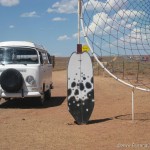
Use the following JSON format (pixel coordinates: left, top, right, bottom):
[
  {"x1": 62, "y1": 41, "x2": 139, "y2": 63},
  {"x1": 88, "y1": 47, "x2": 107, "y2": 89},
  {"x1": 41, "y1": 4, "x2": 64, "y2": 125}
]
[{"x1": 81, "y1": 0, "x2": 150, "y2": 91}]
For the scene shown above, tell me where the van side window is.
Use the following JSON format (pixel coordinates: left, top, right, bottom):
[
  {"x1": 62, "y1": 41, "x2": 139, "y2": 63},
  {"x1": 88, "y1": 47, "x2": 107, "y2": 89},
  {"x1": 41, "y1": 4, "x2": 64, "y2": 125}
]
[
  {"x1": 41, "y1": 52, "x2": 48, "y2": 64},
  {"x1": 39, "y1": 52, "x2": 43, "y2": 64}
]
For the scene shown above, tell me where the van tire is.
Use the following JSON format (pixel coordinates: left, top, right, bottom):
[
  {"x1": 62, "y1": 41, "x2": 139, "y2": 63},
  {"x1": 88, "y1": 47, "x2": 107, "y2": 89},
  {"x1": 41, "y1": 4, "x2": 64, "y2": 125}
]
[
  {"x1": 39, "y1": 93, "x2": 45, "y2": 106},
  {"x1": 4, "y1": 98, "x2": 11, "y2": 101},
  {"x1": 0, "y1": 69, "x2": 23, "y2": 93},
  {"x1": 45, "y1": 89, "x2": 51, "y2": 101}
]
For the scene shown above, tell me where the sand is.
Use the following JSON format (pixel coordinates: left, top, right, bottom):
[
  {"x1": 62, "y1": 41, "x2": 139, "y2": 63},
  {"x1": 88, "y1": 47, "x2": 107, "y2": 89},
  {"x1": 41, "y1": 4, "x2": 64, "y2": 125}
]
[{"x1": 0, "y1": 70, "x2": 150, "y2": 150}]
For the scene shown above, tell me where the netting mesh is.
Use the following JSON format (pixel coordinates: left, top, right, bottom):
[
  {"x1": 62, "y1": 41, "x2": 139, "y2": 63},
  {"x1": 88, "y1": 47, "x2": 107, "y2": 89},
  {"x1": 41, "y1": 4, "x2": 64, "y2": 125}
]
[{"x1": 81, "y1": 0, "x2": 150, "y2": 91}]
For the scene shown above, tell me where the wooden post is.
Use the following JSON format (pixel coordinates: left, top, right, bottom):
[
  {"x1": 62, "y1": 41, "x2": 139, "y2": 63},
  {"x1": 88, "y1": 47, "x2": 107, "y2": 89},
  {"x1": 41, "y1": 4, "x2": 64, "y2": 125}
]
[
  {"x1": 77, "y1": 44, "x2": 82, "y2": 54},
  {"x1": 132, "y1": 88, "x2": 135, "y2": 122},
  {"x1": 123, "y1": 61, "x2": 125, "y2": 79},
  {"x1": 136, "y1": 62, "x2": 140, "y2": 83},
  {"x1": 111, "y1": 62, "x2": 114, "y2": 73},
  {"x1": 98, "y1": 57, "x2": 101, "y2": 75}
]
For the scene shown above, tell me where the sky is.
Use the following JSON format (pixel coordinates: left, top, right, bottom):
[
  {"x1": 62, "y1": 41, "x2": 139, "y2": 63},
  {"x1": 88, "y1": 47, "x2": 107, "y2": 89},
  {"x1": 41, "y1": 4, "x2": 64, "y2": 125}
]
[
  {"x1": 0, "y1": 0, "x2": 79, "y2": 56},
  {"x1": 0, "y1": 0, "x2": 149, "y2": 57}
]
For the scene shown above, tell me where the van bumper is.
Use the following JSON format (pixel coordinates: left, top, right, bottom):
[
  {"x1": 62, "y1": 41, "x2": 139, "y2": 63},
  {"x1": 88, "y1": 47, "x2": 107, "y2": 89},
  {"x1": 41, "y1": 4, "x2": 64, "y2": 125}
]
[{"x1": 0, "y1": 90, "x2": 41, "y2": 98}]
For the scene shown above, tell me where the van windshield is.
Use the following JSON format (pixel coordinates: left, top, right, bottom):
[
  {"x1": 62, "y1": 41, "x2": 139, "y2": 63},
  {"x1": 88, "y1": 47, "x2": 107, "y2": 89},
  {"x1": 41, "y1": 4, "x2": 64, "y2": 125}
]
[{"x1": 0, "y1": 47, "x2": 38, "y2": 65}]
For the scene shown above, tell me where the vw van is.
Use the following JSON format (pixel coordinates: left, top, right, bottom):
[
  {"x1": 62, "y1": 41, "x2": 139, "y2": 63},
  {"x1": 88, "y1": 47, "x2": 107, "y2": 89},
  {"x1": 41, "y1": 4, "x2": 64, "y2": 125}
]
[{"x1": 0, "y1": 41, "x2": 53, "y2": 104}]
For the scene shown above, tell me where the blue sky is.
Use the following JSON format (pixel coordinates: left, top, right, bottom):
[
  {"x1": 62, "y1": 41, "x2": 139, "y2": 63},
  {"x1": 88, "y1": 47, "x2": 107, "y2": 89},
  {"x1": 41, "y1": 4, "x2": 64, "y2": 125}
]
[
  {"x1": 0, "y1": 0, "x2": 149, "y2": 57},
  {"x1": 0, "y1": 0, "x2": 79, "y2": 56}
]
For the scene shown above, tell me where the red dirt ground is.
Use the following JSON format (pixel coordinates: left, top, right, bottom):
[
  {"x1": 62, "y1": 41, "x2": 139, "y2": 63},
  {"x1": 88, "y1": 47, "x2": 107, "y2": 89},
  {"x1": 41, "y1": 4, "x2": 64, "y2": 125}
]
[{"x1": 0, "y1": 70, "x2": 150, "y2": 150}]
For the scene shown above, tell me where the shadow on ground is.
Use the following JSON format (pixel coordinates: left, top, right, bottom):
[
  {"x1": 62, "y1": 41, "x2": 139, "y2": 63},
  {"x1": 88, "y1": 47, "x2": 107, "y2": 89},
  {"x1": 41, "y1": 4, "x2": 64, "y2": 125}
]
[
  {"x1": 0, "y1": 96, "x2": 66, "y2": 109},
  {"x1": 67, "y1": 118, "x2": 113, "y2": 126},
  {"x1": 73, "y1": 112, "x2": 150, "y2": 125},
  {"x1": 88, "y1": 118, "x2": 113, "y2": 124},
  {"x1": 87, "y1": 112, "x2": 150, "y2": 125},
  {"x1": 115, "y1": 112, "x2": 150, "y2": 121}
]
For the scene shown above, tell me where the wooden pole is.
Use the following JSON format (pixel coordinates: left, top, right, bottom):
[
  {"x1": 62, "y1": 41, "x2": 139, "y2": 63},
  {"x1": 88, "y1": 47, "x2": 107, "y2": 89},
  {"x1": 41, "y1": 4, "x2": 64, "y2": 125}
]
[
  {"x1": 132, "y1": 88, "x2": 135, "y2": 122},
  {"x1": 136, "y1": 62, "x2": 140, "y2": 83},
  {"x1": 123, "y1": 61, "x2": 125, "y2": 79}
]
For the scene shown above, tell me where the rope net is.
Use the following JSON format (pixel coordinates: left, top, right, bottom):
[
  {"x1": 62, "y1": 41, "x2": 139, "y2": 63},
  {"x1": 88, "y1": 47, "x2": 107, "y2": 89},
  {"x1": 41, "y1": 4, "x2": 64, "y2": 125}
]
[{"x1": 81, "y1": 0, "x2": 150, "y2": 91}]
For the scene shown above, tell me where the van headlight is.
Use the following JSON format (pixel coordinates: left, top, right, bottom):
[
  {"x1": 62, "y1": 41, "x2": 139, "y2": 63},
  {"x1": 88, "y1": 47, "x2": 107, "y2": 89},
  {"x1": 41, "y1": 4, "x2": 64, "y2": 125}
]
[{"x1": 26, "y1": 76, "x2": 35, "y2": 85}]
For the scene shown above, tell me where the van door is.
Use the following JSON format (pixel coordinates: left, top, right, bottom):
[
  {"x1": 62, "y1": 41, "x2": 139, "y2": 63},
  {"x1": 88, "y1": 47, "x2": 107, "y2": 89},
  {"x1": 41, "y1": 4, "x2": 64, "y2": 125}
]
[
  {"x1": 47, "y1": 53, "x2": 52, "y2": 84},
  {"x1": 39, "y1": 51, "x2": 45, "y2": 89},
  {"x1": 41, "y1": 52, "x2": 52, "y2": 89}
]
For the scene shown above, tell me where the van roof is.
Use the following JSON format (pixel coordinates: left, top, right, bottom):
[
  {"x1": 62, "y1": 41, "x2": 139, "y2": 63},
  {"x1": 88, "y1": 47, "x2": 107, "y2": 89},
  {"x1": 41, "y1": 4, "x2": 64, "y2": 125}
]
[{"x1": 0, "y1": 41, "x2": 45, "y2": 50}]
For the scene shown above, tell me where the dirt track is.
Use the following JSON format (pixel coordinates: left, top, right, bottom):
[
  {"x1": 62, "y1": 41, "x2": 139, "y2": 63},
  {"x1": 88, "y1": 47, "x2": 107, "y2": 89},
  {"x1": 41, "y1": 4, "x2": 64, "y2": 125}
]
[{"x1": 0, "y1": 70, "x2": 150, "y2": 150}]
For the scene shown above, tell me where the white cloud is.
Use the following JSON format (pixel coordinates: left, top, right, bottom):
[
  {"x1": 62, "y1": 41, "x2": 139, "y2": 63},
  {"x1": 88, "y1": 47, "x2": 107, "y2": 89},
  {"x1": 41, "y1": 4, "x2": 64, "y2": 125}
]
[
  {"x1": 83, "y1": 9, "x2": 144, "y2": 36},
  {"x1": 83, "y1": 0, "x2": 128, "y2": 12},
  {"x1": 107, "y1": 25, "x2": 150, "y2": 56},
  {"x1": 72, "y1": 33, "x2": 78, "y2": 38},
  {"x1": 84, "y1": 12, "x2": 118, "y2": 35},
  {"x1": 47, "y1": 8, "x2": 54, "y2": 13},
  {"x1": 114, "y1": 9, "x2": 145, "y2": 20},
  {"x1": 92, "y1": 13, "x2": 113, "y2": 32},
  {"x1": 120, "y1": 27, "x2": 150, "y2": 44},
  {"x1": 72, "y1": 31, "x2": 84, "y2": 39},
  {"x1": 52, "y1": 17, "x2": 67, "y2": 22},
  {"x1": 20, "y1": 11, "x2": 39, "y2": 18},
  {"x1": 9, "y1": 25, "x2": 15, "y2": 28},
  {"x1": 83, "y1": 0, "x2": 104, "y2": 11},
  {"x1": 0, "y1": 0, "x2": 19, "y2": 7},
  {"x1": 57, "y1": 35, "x2": 70, "y2": 41},
  {"x1": 47, "y1": 0, "x2": 77, "y2": 14},
  {"x1": 105, "y1": 0, "x2": 128, "y2": 11}
]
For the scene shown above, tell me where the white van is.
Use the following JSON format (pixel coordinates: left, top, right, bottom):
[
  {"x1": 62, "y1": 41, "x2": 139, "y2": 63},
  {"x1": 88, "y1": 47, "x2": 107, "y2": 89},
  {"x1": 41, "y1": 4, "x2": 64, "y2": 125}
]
[{"x1": 0, "y1": 41, "x2": 53, "y2": 104}]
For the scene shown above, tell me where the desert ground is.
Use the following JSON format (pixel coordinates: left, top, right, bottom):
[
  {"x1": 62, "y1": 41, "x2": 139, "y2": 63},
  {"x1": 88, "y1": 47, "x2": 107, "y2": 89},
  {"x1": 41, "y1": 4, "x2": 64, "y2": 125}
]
[{"x1": 0, "y1": 59, "x2": 150, "y2": 150}]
